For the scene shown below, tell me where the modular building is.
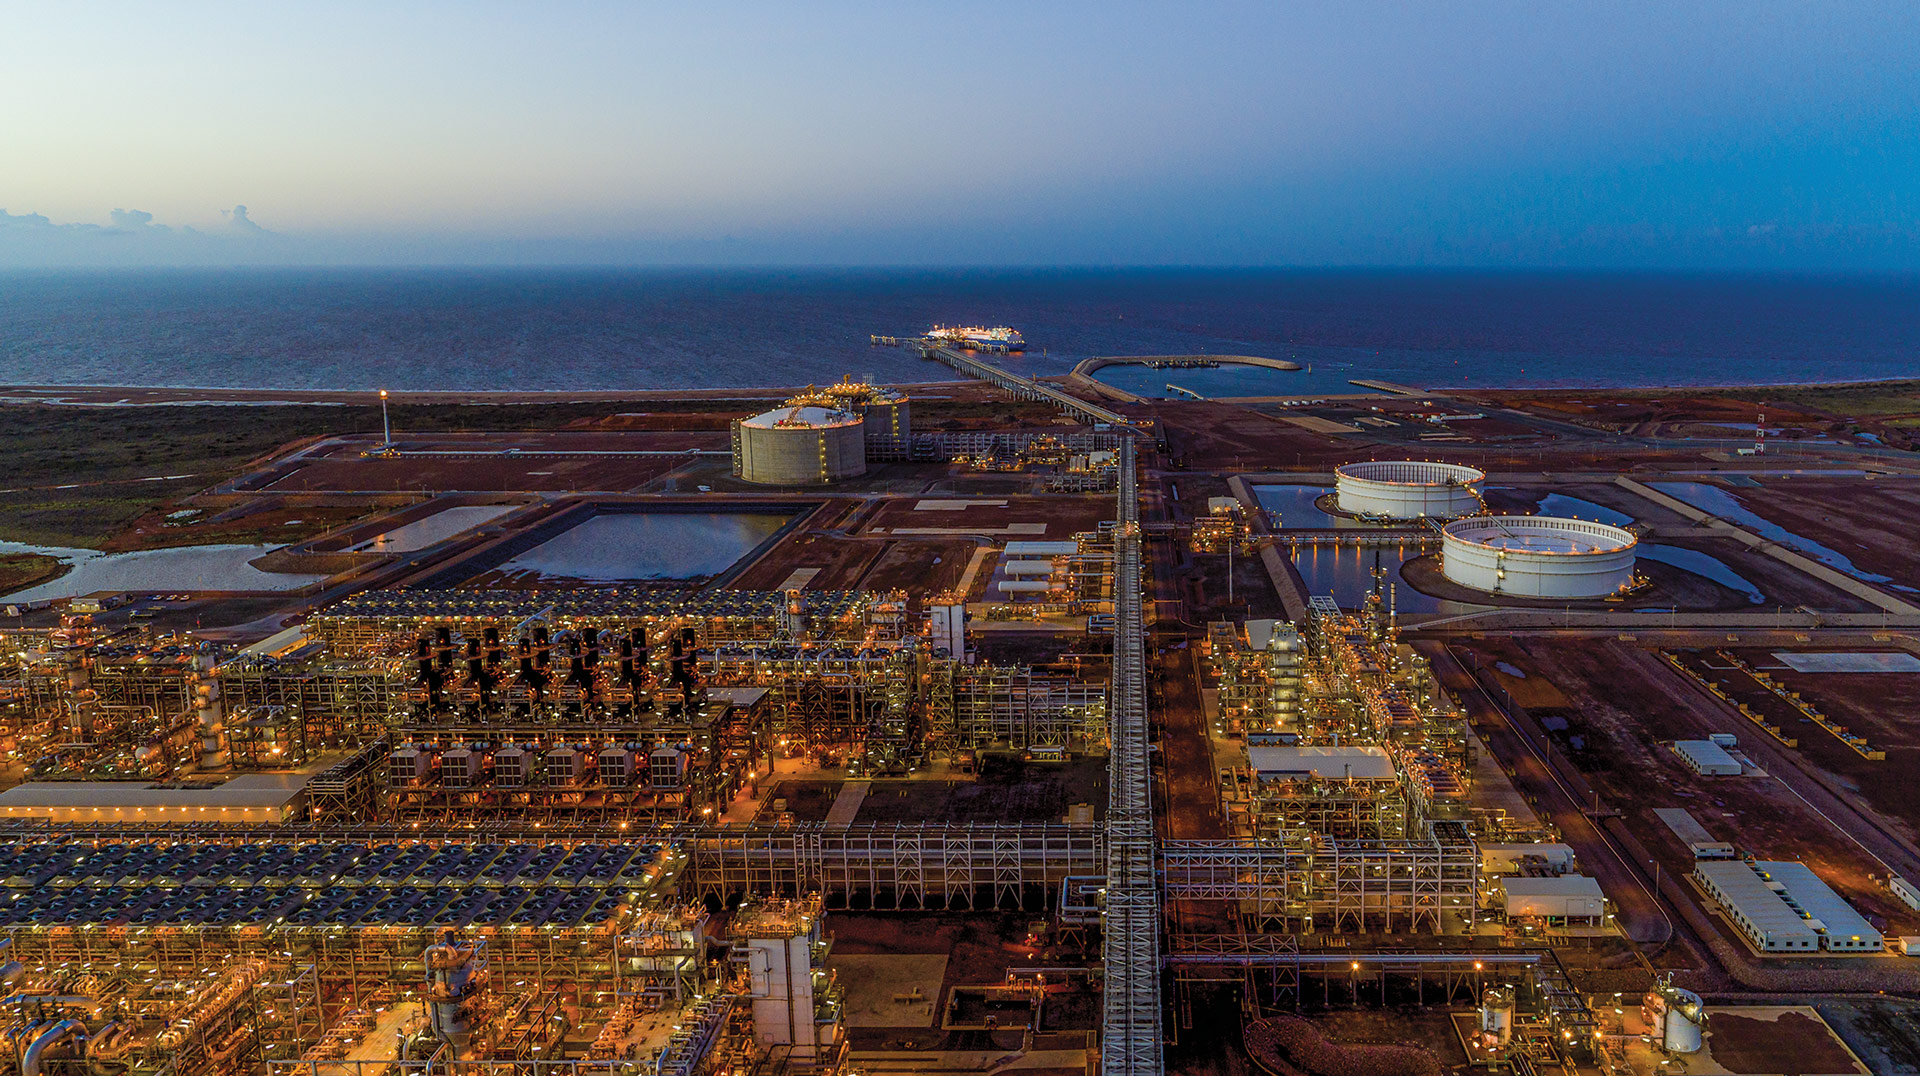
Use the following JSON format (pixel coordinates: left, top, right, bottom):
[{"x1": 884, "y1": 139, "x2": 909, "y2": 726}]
[
  {"x1": 1334, "y1": 461, "x2": 1485, "y2": 519},
  {"x1": 1441, "y1": 515, "x2": 1637, "y2": 598},
  {"x1": 1499, "y1": 875, "x2": 1606, "y2": 925},
  {"x1": 1694, "y1": 859, "x2": 1882, "y2": 952},
  {"x1": 1673, "y1": 739, "x2": 1742, "y2": 776}
]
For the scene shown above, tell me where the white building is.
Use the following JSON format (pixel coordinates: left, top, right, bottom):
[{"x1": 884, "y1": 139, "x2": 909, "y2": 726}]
[
  {"x1": 1499, "y1": 875, "x2": 1607, "y2": 925},
  {"x1": 1246, "y1": 745, "x2": 1396, "y2": 782},
  {"x1": 1694, "y1": 859, "x2": 1882, "y2": 952},
  {"x1": 1673, "y1": 739, "x2": 1742, "y2": 776}
]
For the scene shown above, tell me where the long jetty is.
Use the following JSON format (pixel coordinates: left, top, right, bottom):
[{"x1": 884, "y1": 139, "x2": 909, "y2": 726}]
[{"x1": 877, "y1": 335, "x2": 1136, "y2": 427}]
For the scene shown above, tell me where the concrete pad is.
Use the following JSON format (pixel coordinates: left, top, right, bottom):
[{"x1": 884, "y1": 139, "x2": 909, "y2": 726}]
[
  {"x1": 830, "y1": 954, "x2": 947, "y2": 1027},
  {"x1": 825, "y1": 780, "x2": 870, "y2": 826},
  {"x1": 888, "y1": 523, "x2": 1050, "y2": 536},
  {"x1": 1773, "y1": 651, "x2": 1920, "y2": 673},
  {"x1": 914, "y1": 499, "x2": 1008, "y2": 510},
  {"x1": 774, "y1": 567, "x2": 821, "y2": 591}
]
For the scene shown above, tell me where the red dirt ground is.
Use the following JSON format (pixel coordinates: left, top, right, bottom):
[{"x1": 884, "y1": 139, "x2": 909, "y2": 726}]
[
  {"x1": 1724, "y1": 478, "x2": 1920, "y2": 590},
  {"x1": 862, "y1": 495, "x2": 1114, "y2": 542}
]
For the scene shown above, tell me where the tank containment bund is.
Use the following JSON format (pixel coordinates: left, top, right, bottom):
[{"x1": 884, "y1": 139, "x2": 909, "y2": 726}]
[
  {"x1": 733, "y1": 405, "x2": 867, "y2": 486},
  {"x1": 1441, "y1": 515, "x2": 1636, "y2": 598},
  {"x1": 1335, "y1": 461, "x2": 1485, "y2": 519}
]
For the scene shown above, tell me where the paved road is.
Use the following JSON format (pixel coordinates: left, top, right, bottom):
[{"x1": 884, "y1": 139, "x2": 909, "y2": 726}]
[{"x1": 1153, "y1": 636, "x2": 1227, "y2": 841}]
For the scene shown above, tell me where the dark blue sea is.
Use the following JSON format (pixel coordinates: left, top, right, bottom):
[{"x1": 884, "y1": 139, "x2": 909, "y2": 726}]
[{"x1": 1, "y1": 268, "x2": 1916, "y2": 394}]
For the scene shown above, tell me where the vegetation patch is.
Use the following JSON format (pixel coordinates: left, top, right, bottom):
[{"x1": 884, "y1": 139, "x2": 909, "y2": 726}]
[{"x1": 0, "y1": 553, "x2": 70, "y2": 598}]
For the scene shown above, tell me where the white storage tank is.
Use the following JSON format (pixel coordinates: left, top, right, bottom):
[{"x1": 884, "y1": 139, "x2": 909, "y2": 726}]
[
  {"x1": 1002, "y1": 559, "x2": 1055, "y2": 576},
  {"x1": 1335, "y1": 461, "x2": 1485, "y2": 519},
  {"x1": 1441, "y1": 515, "x2": 1637, "y2": 598},
  {"x1": 1478, "y1": 986, "x2": 1513, "y2": 1045},
  {"x1": 733, "y1": 405, "x2": 867, "y2": 486},
  {"x1": 1643, "y1": 980, "x2": 1705, "y2": 1054}
]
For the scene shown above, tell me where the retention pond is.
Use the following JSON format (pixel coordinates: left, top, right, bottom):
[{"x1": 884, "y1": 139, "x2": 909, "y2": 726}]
[
  {"x1": 0, "y1": 541, "x2": 327, "y2": 601},
  {"x1": 485, "y1": 509, "x2": 799, "y2": 585}
]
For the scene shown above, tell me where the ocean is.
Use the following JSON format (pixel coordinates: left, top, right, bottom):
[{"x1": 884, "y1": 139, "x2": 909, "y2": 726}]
[{"x1": 1, "y1": 268, "x2": 1916, "y2": 393}]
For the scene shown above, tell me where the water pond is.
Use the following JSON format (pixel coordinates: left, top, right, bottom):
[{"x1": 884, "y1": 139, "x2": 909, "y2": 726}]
[
  {"x1": 1250, "y1": 485, "x2": 1339, "y2": 529},
  {"x1": 1650, "y1": 482, "x2": 1903, "y2": 587},
  {"x1": 0, "y1": 541, "x2": 326, "y2": 601},
  {"x1": 1638, "y1": 545, "x2": 1765, "y2": 604}
]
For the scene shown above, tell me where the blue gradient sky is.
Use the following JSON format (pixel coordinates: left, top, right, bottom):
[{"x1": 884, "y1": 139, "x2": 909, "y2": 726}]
[{"x1": 3, "y1": 1, "x2": 1917, "y2": 267}]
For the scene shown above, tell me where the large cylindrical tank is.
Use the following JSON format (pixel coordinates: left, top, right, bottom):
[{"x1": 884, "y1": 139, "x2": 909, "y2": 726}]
[
  {"x1": 734, "y1": 405, "x2": 867, "y2": 486},
  {"x1": 1441, "y1": 515, "x2": 1637, "y2": 598},
  {"x1": 1335, "y1": 461, "x2": 1485, "y2": 519},
  {"x1": 862, "y1": 393, "x2": 911, "y2": 447}
]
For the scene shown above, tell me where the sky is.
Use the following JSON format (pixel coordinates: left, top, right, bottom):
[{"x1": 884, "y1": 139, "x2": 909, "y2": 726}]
[{"x1": 2, "y1": 1, "x2": 1917, "y2": 268}]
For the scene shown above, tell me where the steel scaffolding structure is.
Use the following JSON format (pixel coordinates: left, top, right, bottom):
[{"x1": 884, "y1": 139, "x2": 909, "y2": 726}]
[
  {"x1": 688, "y1": 822, "x2": 1100, "y2": 908},
  {"x1": 950, "y1": 664, "x2": 1107, "y2": 750},
  {"x1": 1102, "y1": 436, "x2": 1162, "y2": 1076},
  {"x1": 216, "y1": 651, "x2": 406, "y2": 746}
]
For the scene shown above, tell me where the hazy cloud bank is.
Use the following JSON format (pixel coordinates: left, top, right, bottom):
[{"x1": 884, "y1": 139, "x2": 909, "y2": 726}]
[{"x1": 0, "y1": 205, "x2": 286, "y2": 266}]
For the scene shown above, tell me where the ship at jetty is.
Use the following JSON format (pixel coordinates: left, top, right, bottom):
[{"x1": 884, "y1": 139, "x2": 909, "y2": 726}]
[{"x1": 927, "y1": 325, "x2": 1025, "y2": 351}]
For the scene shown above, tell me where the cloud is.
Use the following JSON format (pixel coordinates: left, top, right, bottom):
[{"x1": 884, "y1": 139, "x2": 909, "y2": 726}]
[
  {"x1": 108, "y1": 207, "x2": 167, "y2": 232},
  {"x1": 0, "y1": 209, "x2": 57, "y2": 230},
  {"x1": 222, "y1": 204, "x2": 269, "y2": 234},
  {"x1": 0, "y1": 206, "x2": 293, "y2": 265}
]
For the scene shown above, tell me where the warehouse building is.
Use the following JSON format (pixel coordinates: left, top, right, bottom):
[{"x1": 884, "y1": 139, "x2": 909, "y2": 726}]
[
  {"x1": 1694, "y1": 859, "x2": 1882, "y2": 952},
  {"x1": 1673, "y1": 739, "x2": 1743, "y2": 776},
  {"x1": 0, "y1": 773, "x2": 310, "y2": 824},
  {"x1": 1247, "y1": 745, "x2": 1396, "y2": 782},
  {"x1": 1499, "y1": 875, "x2": 1607, "y2": 926}
]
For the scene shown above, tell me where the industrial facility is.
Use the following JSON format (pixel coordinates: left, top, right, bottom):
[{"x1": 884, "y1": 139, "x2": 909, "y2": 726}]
[
  {"x1": 2, "y1": 340, "x2": 1918, "y2": 1076},
  {"x1": 1334, "y1": 460, "x2": 1486, "y2": 520},
  {"x1": 1440, "y1": 514, "x2": 1639, "y2": 598}
]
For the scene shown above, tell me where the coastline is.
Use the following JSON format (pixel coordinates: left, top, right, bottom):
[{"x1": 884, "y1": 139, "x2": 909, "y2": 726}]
[{"x1": 2, "y1": 374, "x2": 1918, "y2": 407}]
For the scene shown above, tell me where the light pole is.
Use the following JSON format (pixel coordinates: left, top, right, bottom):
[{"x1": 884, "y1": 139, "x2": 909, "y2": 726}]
[{"x1": 379, "y1": 389, "x2": 392, "y2": 449}]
